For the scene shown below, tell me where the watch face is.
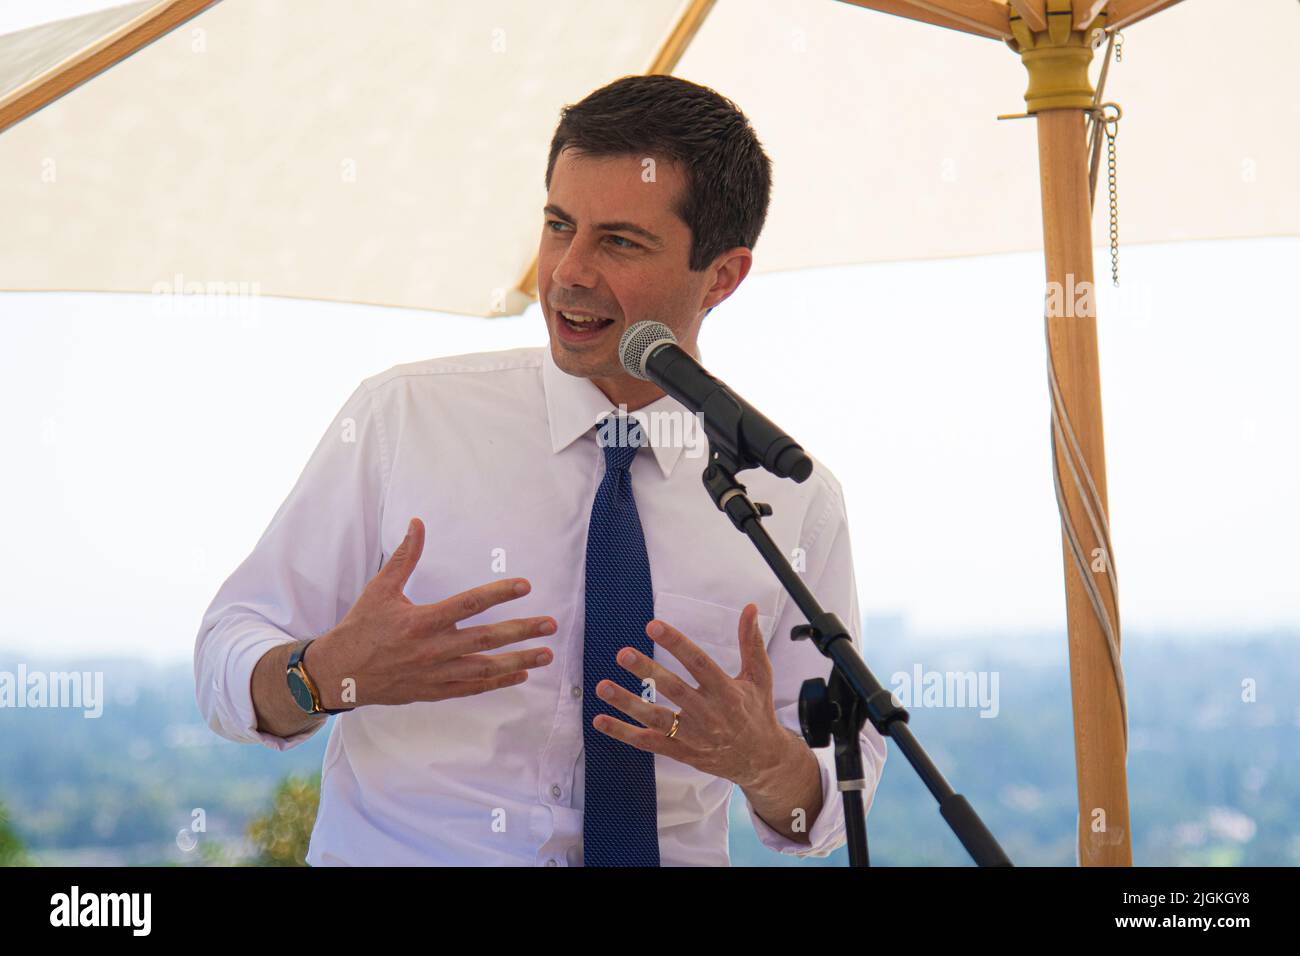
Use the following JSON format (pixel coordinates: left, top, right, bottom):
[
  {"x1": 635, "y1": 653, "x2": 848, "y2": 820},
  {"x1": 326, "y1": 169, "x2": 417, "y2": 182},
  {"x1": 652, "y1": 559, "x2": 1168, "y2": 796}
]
[{"x1": 287, "y1": 671, "x2": 316, "y2": 713}]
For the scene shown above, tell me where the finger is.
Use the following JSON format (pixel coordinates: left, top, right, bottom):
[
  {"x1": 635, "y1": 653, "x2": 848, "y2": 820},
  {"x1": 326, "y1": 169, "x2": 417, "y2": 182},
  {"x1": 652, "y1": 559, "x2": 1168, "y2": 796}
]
[
  {"x1": 645, "y1": 619, "x2": 731, "y2": 691},
  {"x1": 591, "y1": 712, "x2": 678, "y2": 757},
  {"x1": 595, "y1": 679, "x2": 676, "y2": 733},
  {"x1": 435, "y1": 646, "x2": 554, "y2": 683},
  {"x1": 438, "y1": 615, "x2": 557, "y2": 658},
  {"x1": 613, "y1": 643, "x2": 701, "y2": 709},
  {"x1": 736, "y1": 603, "x2": 772, "y2": 686},
  {"x1": 379, "y1": 517, "x2": 425, "y2": 594},
  {"x1": 437, "y1": 670, "x2": 529, "y2": 699},
  {"x1": 417, "y1": 577, "x2": 535, "y2": 629}
]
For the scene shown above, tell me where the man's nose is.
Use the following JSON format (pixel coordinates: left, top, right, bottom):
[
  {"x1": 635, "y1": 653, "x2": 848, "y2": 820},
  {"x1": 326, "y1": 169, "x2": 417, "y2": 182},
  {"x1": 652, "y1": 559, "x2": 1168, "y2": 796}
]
[{"x1": 551, "y1": 235, "x2": 599, "y2": 289}]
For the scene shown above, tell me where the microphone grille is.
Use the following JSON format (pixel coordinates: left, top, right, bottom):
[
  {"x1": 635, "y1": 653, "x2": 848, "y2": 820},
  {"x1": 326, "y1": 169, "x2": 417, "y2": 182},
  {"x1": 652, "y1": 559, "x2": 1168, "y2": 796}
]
[{"x1": 619, "y1": 321, "x2": 678, "y2": 381}]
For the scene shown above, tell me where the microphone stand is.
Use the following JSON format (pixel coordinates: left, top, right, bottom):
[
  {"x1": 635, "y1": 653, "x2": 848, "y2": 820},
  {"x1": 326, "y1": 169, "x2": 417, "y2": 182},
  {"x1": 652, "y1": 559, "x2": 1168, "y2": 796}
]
[{"x1": 700, "y1": 441, "x2": 1012, "y2": 867}]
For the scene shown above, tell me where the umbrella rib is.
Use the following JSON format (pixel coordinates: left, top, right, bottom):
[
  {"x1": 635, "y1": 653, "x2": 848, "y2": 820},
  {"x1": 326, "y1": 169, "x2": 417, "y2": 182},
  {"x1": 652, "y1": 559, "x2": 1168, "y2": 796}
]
[
  {"x1": 1106, "y1": 0, "x2": 1184, "y2": 32},
  {"x1": 513, "y1": 0, "x2": 719, "y2": 304},
  {"x1": 836, "y1": 0, "x2": 1010, "y2": 40},
  {"x1": 0, "y1": 0, "x2": 220, "y2": 136}
]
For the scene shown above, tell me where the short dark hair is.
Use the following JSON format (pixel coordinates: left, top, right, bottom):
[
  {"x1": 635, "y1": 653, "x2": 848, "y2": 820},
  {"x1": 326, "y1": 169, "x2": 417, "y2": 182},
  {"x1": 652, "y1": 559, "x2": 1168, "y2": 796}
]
[{"x1": 545, "y1": 74, "x2": 773, "y2": 274}]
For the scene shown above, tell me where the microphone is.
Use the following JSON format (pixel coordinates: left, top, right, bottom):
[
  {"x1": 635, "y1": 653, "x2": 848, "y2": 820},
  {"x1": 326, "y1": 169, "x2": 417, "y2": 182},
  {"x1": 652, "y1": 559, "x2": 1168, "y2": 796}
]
[{"x1": 618, "y1": 321, "x2": 813, "y2": 483}]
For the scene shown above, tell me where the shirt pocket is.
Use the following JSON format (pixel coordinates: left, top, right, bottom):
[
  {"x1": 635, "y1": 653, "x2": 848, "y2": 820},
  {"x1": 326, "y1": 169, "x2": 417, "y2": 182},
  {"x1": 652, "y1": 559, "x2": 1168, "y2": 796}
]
[{"x1": 650, "y1": 591, "x2": 775, "y2": 700}]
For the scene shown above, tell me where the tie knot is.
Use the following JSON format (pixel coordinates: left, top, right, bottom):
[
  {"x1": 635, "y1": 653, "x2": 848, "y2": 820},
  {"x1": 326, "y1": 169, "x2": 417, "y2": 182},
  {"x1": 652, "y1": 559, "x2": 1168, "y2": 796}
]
[{"x1": 595, "y1": 415, "x2": 647, "y2": 473}]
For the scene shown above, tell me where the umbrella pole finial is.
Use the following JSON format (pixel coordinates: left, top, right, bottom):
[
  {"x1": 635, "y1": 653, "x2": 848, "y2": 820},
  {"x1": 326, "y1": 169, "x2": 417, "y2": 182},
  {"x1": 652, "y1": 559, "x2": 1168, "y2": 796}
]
[{"x1": 1009, "y1": 0, "x2": 1106, "y2": 113}]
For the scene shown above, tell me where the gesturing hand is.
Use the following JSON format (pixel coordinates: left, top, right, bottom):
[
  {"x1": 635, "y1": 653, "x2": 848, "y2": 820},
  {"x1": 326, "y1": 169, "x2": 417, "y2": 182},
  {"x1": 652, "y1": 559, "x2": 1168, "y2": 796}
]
[
  {"x1": 590, "y1": 602, "x2": 796, "y2": 790},
  {"x1": 309, "y1": 517, "x2": 558, "y2": 709}
]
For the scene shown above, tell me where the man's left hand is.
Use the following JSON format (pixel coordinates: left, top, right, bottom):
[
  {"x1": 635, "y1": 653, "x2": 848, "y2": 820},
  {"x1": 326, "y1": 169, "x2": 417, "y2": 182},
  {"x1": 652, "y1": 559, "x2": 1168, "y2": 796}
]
[{"x1": 591, "y1": 602, "x2": 798, "y2": 790}]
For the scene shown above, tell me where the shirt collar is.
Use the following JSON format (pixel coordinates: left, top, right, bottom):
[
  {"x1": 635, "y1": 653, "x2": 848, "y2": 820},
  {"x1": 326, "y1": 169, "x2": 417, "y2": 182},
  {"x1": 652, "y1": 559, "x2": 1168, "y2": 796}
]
[{"x1": 542, "y1": 345, "x2": 704, "y2": 480}]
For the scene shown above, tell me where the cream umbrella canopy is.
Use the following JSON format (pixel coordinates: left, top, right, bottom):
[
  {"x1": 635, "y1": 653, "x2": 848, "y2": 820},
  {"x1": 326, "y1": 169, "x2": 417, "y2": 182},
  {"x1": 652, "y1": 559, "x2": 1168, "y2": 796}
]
[
  {"x1": 1, "y1": 0, "x2": 1295, "y2": 866},
  {"x1": 1, "y1": 0, "x2": 1292, "y2": 312}
]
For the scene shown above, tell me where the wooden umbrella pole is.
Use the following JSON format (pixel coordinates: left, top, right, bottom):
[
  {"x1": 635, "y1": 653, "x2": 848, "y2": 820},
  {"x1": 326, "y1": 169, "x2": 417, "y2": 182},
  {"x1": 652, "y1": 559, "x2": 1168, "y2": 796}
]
[
  {"x1": 1011, "y1": 1, "x2": 1132, "y2": 865},
  {"x1": 1036, "y1": 106, "x2": 1131, "y2": 866}
]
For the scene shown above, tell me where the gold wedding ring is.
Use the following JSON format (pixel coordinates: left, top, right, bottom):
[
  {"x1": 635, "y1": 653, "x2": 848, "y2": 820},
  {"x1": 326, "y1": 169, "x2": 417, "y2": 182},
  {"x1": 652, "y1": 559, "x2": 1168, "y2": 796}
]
[{"x1": 666, "y1": 710, "x2": 681, "y2": 738}]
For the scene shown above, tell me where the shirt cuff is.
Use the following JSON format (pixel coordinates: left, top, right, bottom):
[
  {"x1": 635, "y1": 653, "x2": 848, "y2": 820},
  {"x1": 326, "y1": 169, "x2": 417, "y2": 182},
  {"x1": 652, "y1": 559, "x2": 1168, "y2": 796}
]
[
  {"x1": 744, "y1": 739, "x2": 845, "y2": 858},
  {"x1": 199, "y1": 625, "x2": 331, "y2": 751}
]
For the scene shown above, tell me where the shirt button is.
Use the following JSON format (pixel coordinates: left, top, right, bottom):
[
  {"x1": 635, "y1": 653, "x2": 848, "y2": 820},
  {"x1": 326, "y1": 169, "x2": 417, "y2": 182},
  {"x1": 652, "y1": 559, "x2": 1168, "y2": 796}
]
[
  {"x1": 571, "y1": 685, "x2": 582, "y2": 698},
  {"x1": 550, "y1": 784, "x2": 562, "y2": 799},
  {"x1": 545, "y1": 858, "x2": 558, "y2": 867}
]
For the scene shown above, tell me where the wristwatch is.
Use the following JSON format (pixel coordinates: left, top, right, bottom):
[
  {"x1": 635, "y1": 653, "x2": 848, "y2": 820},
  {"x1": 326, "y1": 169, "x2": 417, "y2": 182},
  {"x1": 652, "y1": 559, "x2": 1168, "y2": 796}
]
[{"x1": 287, "y1": 639, "x2": 346, "y2": 716}]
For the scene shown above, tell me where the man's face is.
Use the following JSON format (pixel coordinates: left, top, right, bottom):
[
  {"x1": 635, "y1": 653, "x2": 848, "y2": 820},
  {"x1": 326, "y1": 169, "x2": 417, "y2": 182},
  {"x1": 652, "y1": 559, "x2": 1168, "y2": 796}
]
[{"x1": 538, "y1": 148, "x2": 749, "y2": 401}]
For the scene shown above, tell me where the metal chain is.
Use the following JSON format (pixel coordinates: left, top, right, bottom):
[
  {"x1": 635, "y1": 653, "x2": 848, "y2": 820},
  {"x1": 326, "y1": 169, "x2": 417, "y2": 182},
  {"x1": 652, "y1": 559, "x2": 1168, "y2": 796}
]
[
  {"x1": 1088, "y1": 31, "x2": 1122, "y2": 286},
  {"x1": 1105, "y1": 109, "x2": 1119, "y2": 286},
  {"x1": 1100, "y1": 31, "x2": 1123, "y2": 286}
]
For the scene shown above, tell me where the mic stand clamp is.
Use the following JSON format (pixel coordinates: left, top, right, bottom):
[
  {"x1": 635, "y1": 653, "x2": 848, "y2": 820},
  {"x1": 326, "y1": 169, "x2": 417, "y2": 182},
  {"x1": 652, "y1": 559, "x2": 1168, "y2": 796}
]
[{"x1": 794, "y1": 621, "x2": 908, "y2": 867}]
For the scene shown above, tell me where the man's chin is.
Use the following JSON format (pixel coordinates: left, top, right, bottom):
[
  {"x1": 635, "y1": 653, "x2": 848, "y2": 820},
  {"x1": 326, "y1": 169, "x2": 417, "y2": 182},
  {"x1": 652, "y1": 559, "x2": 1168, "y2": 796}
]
[{"x1": 549, "y1": 336, "x2": 620, "y2": 380}]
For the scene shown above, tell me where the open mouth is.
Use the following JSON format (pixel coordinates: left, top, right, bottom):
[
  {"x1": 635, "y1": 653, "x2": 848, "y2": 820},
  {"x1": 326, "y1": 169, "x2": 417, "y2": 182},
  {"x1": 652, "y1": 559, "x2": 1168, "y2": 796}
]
[{"x1": 557, "y1": 310, "x2": 616, "y2": 336}]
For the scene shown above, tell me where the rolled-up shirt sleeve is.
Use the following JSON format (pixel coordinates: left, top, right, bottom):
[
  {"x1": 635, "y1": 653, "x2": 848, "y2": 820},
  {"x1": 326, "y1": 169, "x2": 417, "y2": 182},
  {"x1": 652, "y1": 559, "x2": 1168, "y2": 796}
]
[
  {"x1": 194, "y1": 379, "x2": 388, "y2": 750},
  {"x1": 745, "y1": 475, "x2": 888, "y2": 857}
]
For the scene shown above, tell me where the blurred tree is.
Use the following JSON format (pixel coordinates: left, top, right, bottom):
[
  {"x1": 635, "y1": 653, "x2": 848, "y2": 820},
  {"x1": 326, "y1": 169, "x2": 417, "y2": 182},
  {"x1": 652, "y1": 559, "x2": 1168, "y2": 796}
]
[
  {"x1": 0, "y1": 800, "x2": 31, "y2": 866},
  {"x1": 247, "y1": 772, "x2": 321, "y2": 867},
  {"x1": 197, "y1": 839, "x2": 234, "y2": 867}
]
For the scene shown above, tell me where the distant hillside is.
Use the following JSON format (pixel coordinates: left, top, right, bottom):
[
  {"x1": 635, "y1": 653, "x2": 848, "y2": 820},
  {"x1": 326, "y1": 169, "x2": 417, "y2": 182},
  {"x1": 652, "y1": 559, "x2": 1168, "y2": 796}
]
[{"x1": 1, "y1": 631, "x2": 1296, "y2": 866}]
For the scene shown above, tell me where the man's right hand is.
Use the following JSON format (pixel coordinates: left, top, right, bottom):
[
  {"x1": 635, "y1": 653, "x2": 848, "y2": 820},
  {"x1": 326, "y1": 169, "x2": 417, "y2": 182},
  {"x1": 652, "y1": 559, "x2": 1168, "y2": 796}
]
[{"x1": 306, "y1": 517, "x2": 557, "y2": 710}]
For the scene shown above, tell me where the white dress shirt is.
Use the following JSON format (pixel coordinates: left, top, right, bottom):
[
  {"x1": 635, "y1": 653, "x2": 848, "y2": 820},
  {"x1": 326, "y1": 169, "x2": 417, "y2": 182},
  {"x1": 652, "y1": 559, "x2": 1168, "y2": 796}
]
[{"x1": 195, "y1": 345, "x2": 886, "y2": 865}]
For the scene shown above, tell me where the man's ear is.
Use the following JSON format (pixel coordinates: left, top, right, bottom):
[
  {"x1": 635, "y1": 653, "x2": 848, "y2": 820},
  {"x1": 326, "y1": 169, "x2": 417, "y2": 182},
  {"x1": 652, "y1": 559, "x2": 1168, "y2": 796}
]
[{"x1": 703, "y1": 247, "x2": 752, "y2": 315}]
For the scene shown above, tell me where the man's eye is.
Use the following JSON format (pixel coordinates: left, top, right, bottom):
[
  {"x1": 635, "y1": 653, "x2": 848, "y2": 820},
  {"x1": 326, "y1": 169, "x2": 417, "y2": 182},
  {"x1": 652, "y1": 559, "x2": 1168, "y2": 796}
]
[{"x1": 544, "y1": 221, "x2": 637, "y2": 249}]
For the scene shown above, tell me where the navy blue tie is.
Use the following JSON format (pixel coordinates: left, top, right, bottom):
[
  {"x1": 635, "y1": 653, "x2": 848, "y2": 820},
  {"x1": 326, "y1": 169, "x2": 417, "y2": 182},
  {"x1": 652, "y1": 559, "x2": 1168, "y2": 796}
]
[{"x1": 582, "y1": 415, "x2": 660, "y2": 867}]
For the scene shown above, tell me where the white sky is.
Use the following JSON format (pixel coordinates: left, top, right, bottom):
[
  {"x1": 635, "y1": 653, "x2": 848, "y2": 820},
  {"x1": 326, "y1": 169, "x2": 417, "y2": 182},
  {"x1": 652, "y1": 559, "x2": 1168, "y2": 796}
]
[{"x1": 2, "y1": 237, "x2": 1297, "y2": 662}]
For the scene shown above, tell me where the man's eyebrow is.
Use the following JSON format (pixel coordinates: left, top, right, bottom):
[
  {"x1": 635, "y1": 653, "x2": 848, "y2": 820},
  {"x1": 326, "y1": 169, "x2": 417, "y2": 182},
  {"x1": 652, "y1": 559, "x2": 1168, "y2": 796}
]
[{"x1": 544, "y1": 204, "x2": 663, "y2": 247}]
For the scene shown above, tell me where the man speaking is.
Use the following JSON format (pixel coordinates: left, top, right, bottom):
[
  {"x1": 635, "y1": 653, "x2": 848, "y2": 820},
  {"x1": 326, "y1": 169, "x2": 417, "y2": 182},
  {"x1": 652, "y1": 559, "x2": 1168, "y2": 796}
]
[{"x1": 195, "y1": 74, "x2": 886, "y2": 866}]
